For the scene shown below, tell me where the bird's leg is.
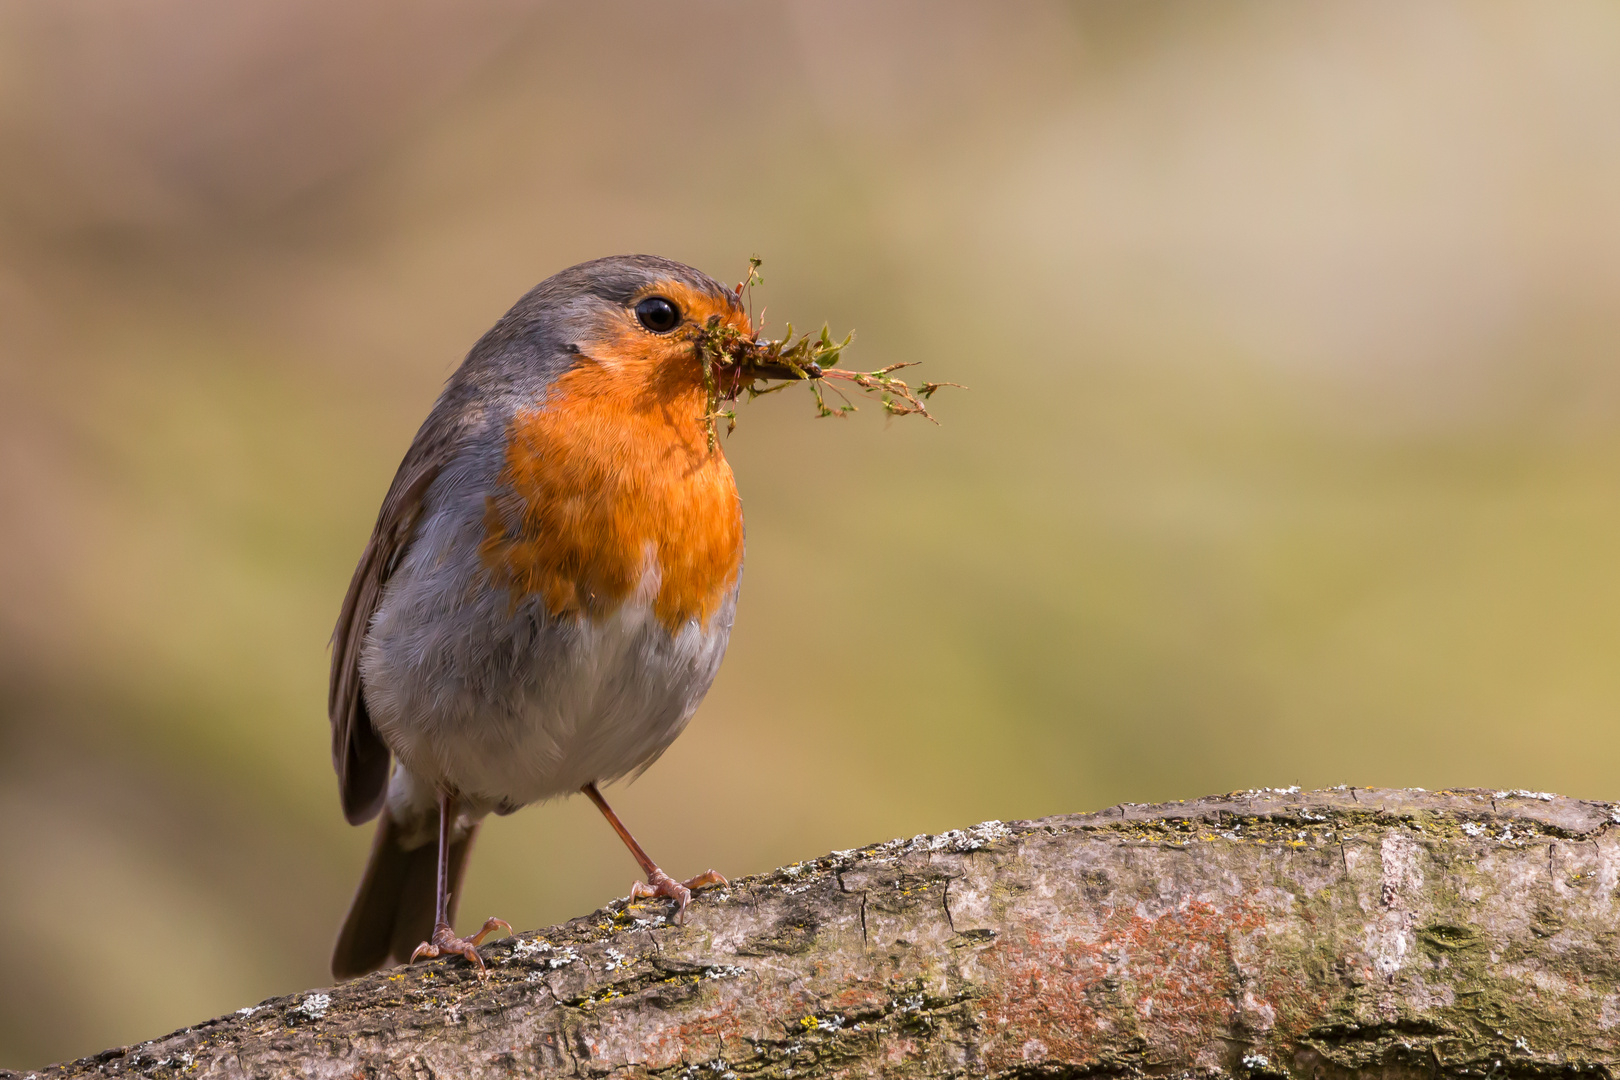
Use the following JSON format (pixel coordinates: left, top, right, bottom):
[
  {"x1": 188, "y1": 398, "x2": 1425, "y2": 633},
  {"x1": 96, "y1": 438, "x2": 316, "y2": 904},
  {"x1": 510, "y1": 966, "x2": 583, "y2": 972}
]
[
  {"x1": 582, "y1": 781, "x2": 727, "y2": 922},
  {"x1": 409, "y1": 789, "x2": 511, "y2": 977}
]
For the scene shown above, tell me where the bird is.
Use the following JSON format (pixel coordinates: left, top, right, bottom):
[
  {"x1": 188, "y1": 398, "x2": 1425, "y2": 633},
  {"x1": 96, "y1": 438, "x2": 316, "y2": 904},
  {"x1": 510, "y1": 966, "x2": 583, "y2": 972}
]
[{"x1": 328, "y1": 254, "x2": 817, "y2": 979}]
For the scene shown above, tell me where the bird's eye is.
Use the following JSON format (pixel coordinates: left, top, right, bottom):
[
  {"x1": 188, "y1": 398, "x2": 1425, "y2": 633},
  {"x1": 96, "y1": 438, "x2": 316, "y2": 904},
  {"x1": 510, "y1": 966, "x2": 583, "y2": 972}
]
[{"x1": 634, "y1": 296, "x2": 680, "y2": 333}]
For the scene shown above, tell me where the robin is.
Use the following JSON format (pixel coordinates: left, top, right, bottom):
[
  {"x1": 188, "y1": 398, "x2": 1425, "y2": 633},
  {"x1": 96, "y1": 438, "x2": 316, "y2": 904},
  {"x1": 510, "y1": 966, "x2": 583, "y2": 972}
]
[{"x1": 328, "y1": 255, "x2": 818, "y2": 979}]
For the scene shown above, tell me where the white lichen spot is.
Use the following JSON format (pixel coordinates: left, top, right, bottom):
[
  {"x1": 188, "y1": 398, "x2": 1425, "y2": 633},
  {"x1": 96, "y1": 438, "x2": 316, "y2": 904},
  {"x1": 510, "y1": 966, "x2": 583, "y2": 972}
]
[
  {"x1": 1242, "y1": 1053, "x2": 1271, "y2": 1069},
  {"x1": 1461, "y1": 822, "x2": 1486, "y2": 838},
  {"x1": 918, "y1": 821, "x2": 1014, "y2": 853},
  {"x1": 1379, "y1": 833, "x2": 1423, "y2": 902},
  {"x1": 969, "y1": 819, "x2": 1013, "y2": 845},
  {"x1": 235, "y1": 1005, "x2": 264, "y2": 1017},
  {"x1": 1366, "y1": 917, "x2": 1411, "y2": 976},
  {"x1": 704, "y1": 965, "x2": 747, "y2": 980},
  {"x1": 1496, "y1": 790, "x2": 1556, "y2": 801},
  {"x1": 509, "y1": 938, "x2": 553, "y2": 960},
  {"x1": 1366, "y1": 834, "x2": 1420, "y2": 975},
  {"x1": 1514, "y1": 1036, "x2": 1531, "y2": 1051},
  {"x1": 294, "y1": 993, "x2": 331, "y2": 1020},
  {"x1": 1240, "y1": 990, "x2": 1276, "y2": 1032},
  {"x1": 604, "y1": 947, "x2": 629, "y2": 972},
  {"x1": 548, "y1": 947, "x2": 580, "y2": 969}
]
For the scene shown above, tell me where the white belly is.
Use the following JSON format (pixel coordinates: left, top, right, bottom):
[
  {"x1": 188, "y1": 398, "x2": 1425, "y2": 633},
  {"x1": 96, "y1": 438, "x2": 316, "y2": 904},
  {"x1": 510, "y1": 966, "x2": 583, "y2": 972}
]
[
  {"x1": 359, "y1": 504, "x2": 737, "y2": 811},
  {"x1": 438, "y1": 594, "x2": 729, "y2": 805}
]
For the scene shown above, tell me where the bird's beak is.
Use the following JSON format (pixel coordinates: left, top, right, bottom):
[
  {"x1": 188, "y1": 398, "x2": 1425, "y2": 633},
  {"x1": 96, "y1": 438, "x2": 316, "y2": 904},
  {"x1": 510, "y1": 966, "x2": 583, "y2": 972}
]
[{"x1": 741, "y1": 357, "x2": 822, "y2": 381}]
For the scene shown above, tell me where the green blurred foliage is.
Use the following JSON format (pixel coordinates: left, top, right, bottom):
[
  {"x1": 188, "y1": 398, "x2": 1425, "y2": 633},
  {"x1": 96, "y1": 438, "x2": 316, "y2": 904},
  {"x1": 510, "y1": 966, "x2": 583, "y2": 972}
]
[{"x1": 4, "y1": 0, "x2": 1620, "y2": 1068}]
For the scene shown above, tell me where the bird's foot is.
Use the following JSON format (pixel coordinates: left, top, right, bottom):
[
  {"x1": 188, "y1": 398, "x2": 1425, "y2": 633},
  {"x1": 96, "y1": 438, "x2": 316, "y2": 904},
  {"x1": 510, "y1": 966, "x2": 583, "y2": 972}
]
[
  {"x1": 630, "y1": 868, "x2": 728, "y2": 922},
  {"x1": 409, "y1": 917, "x2": 513, "y2": 978}
]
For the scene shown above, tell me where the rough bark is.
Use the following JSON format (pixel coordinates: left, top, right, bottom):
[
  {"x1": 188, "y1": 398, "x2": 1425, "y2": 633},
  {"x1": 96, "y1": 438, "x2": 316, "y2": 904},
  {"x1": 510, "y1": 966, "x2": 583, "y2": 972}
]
[{"x1": 14, "y1": 787, "x2": 1620, "y2": 1080}]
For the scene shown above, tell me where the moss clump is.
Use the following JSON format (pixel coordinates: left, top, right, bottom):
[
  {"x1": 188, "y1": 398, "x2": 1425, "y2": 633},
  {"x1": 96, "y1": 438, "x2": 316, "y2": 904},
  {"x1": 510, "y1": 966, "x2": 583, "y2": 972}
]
[{"x1": 690, "y1": 257, "x2": 959, "y2": 449}]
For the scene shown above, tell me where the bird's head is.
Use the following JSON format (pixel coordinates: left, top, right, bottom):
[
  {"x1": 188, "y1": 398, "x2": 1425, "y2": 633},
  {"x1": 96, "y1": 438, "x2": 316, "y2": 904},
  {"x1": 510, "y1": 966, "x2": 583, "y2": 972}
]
[{"x1": 498, "y1": 255, "x2": 820, "y2": 402}]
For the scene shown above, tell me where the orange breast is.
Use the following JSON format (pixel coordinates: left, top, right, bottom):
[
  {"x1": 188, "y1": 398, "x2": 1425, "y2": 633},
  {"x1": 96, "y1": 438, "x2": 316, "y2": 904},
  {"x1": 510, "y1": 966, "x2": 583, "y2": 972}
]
[{"x1": 478, "y1": 341, "x2": 744, "y2": 632}]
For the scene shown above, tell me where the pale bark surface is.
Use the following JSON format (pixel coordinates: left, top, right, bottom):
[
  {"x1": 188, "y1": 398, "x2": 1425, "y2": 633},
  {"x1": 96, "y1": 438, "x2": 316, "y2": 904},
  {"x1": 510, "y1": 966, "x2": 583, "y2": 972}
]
[{"x1": 12, "y1": 787, "x2": 1620, "y2": 1079}]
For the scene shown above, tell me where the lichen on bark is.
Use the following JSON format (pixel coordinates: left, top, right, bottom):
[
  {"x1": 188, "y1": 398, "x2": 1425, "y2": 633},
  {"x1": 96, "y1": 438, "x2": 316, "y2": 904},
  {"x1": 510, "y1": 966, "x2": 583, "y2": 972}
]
[{"x1": 13, "y1": 788, "x2": 1620, "y2": 1079}]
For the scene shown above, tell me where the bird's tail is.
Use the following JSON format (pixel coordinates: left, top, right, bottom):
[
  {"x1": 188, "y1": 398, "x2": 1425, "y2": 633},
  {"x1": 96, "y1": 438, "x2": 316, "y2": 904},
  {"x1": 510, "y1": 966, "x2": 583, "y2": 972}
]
[{"x1": 331, "y1": 804, "x2": 479, "y2": 979}]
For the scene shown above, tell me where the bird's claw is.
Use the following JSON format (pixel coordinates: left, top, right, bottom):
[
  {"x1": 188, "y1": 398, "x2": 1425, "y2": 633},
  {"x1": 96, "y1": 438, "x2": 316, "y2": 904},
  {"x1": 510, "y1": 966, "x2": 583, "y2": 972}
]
[
  {"x1": 630, "y1": 868, "x2": 728, "y2": 922},
  {"x1": 409, "y1": 917, "x2": 513, "y2": 978}
]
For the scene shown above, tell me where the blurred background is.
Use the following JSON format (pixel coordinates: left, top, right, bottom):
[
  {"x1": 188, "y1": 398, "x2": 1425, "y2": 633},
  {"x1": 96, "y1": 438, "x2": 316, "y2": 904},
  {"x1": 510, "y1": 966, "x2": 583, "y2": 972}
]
[{"x1": 4, "y1": 0, "x2": 1620, "y2": 1067}]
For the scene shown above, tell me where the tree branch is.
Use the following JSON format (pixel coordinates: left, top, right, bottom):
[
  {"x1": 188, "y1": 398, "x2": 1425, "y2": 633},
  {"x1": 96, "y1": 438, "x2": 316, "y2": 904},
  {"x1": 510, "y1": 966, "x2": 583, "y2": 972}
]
[{"x1": 14, "y1": 787, "x2": 1620, "y2": 1078}]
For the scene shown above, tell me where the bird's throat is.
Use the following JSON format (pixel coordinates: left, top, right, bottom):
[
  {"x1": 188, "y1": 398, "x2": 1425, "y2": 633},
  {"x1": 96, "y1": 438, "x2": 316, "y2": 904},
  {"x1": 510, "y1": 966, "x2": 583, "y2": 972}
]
[{"x1": 477, "y1": 360, "x2": 744, "y2": 632}]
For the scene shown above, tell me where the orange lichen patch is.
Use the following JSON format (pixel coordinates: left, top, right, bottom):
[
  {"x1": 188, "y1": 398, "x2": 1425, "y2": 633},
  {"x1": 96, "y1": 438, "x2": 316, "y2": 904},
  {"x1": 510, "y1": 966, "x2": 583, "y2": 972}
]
[
  {"x1": 979, "y1": 897, "x2": 1270, "y2": 1072},
  {"x1": 979, "y1": 929, "x2": 1114, "y2": 1068},
  {"x1": 639, "y1": 1002, "x2": 750, "y2": 1069},
  {"x1": 829, "y1": 981, "x2": 894, "y2": 1016},
  {"x1": 1119, "y1": 898, "x2": 1265, "y2": 1056},
  {"x1": 479, "y1": 281, "x2": 751, "y2": 631}
]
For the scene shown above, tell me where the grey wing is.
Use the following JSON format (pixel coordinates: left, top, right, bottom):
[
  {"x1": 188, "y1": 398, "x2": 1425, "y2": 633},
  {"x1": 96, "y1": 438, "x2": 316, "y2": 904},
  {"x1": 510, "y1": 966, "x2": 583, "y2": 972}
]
[{"x1": 329, "y1": 405, "x2": 472, "y2": 824}]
